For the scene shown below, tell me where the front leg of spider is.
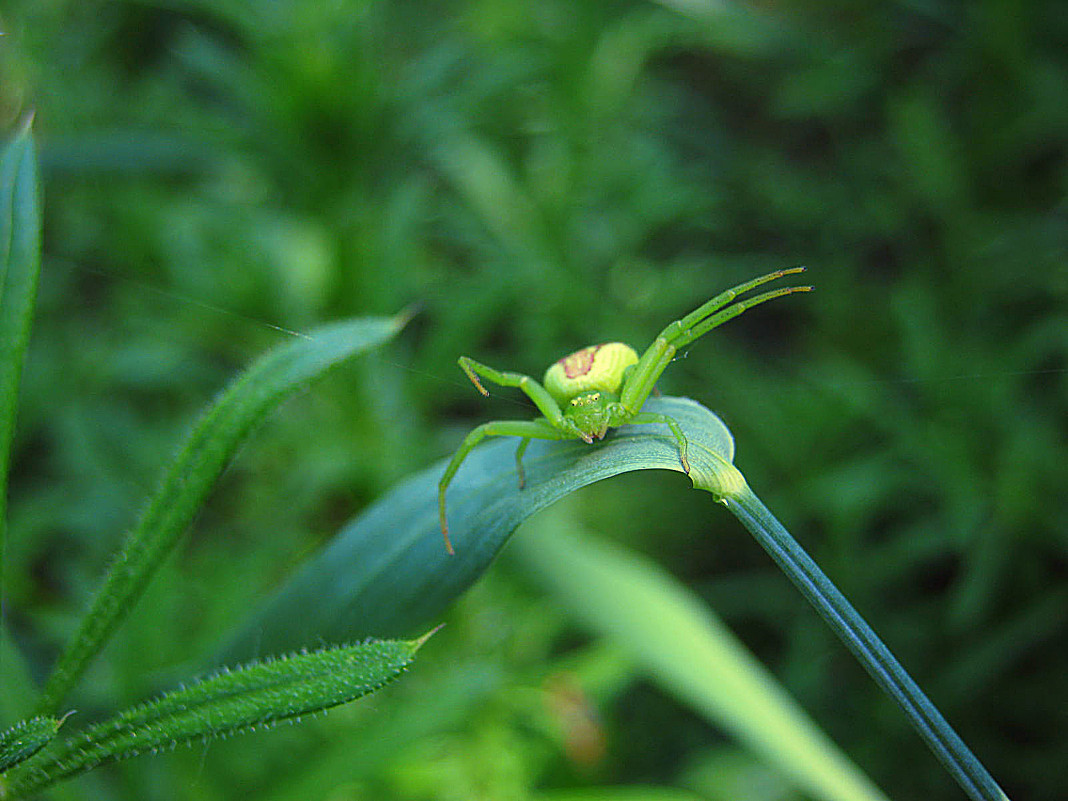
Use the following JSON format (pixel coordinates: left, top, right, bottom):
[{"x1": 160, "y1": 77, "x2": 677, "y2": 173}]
[{"x1": 438, "y1": 267, "x2": 811, "y2": 553}]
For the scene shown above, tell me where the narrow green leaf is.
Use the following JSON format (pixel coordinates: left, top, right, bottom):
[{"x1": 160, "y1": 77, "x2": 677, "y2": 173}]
[
  {"x1": 0, "y1": 118, "x2": 41, "y2": 580},
  {"x1": 223, "y1": 395, "x2": 1006, "y2": 800},
  {"x1": 36, "y1": 312, "x2": 410, "y2": 715},
  {"x1": 514, "y1": 505, "x2": 889, "y2": 801},
  {"x1": 220, "y1": 396, "x2": 731, "y2": 657},
  {"x1": 0, "y1": 715, "x2": 64, "y2": 774},
  {"x1": 4, "y1": 636, "x2": 427, "y2": 798}
]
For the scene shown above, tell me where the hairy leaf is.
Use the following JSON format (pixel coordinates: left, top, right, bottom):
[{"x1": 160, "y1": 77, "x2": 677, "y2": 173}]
[
  {"x1": 4, "y1": 636, "x2": 428, "y2": 798},
  {"x1": 0, "y1": 716, "x2": 64, "y2": 774},
  {"x1": 37, "y1": 313, "x2": 411, "y2": 714}
]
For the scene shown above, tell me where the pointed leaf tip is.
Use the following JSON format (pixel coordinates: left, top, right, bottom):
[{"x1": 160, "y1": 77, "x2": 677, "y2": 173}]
[{"x1": 412, "y1": 623, "x2": 446, "y2": 651}]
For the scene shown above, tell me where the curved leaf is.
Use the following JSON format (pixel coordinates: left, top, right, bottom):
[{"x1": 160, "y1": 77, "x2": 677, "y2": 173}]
[
  {"x1": 223, "y1": 394, "x2": 1006, "y2": 801},
  {"x1": 222, "y1": 396, "x2": 734, "y2": 658}
]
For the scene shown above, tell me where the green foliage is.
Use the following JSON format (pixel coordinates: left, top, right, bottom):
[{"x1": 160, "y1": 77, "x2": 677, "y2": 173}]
[
  {"x1": 2, "y1": 637, "x2": 426, "y2": 798},
  {"x1": 517, "y1": 504, "x2": 889, "y2": 801},
  {"x1": 35, "y1": 312, "x2": 410, "y2": 715},
  {"x1": 0, "y1": 715, "x2": 63, "y2": 774},
  {"x1": 0, "y1": 119, "x2": 39, "y2": 558},
  {"x1": 222, "y1": 397, "x2": 735, "y2": 658},
  {"x1": 229, "y1": 392, "x2": 998, "y2": 799},
  {"x1": 1, "y1": 124, "x2": 420, "y2": 795},
  {"x1": 1, "y1": 0, "x2": 1064, "y2": 798}
]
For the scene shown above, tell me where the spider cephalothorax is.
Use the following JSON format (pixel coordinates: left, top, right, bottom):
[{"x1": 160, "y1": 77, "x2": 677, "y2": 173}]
[{"x1": 439, "y1": 268, "x2": 811, "y2": 553}]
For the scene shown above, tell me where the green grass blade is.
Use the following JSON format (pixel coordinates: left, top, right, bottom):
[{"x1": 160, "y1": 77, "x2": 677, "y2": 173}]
[
  {"x1": 36, "y1": 313, "x2": 410, "y2": 716},
  {"x1": 723, "y1": 488, "x2": 1010, "y2": 801},
  {"x1": 0, "y1": 121, "x2": 42, "y2": 741},
  {"x1": 223, "y1": 395, "x2": 1006, "y2": 800},
  {"x1": 219, "y1": 396, "x2": 732, "y2": 658},
  {"x1": 4, "y1": 636, "x2": 429, "y2": 798},
  {"x1": 0, "y1": 119, "x2": 41, "y2": 590},
  {"x1": 514, "y1": 505, "x2": 890, "y2": 801}
]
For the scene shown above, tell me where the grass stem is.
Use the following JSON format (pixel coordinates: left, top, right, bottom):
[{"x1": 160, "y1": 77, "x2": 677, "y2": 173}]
[{"x1": 725, "y1": 487, "x2": 1009, "y2": 801}]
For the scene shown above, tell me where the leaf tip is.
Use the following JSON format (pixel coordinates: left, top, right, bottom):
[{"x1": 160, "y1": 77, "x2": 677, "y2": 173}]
[
  {"x1": 412, "y1": 622, "x2": 445, "y2": 651},
  {"x1": 15, "y1": 110, "x2": 36, "y2": 138},
  {"x1": 393, "y1": 301, "x2": 423, "y2": 332}
]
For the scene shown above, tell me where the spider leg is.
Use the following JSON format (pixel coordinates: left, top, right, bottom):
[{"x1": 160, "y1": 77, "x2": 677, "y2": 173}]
[
  {"x1": 668, "y1": 283, "x2": 811, "y2": 349},
  {"x1": 439, "y1": 418, "x2": 570, "y2": 554},
  {"x1": 663, "y1": 267, "x2": 811, "y2": 350},
  {"x1": 620, "y1": 268, "x2": 811, "y2": 412},
  {"x1": 515, "y1": 437, "x2": 531, "y2": 489},
  {"x1": 458, "y1": 356, "x2": 565, "y2": 425},
  {"x1": 619, "y1": 338, "x2": 675, "y2": 412},
  {"x1": 625, "y1": 412, "x2": 690, "y2": 474}
]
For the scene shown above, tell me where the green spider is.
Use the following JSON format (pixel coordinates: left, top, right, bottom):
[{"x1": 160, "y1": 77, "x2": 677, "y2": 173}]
[{"x1": 438, "y1": 267, "x2": 812, "y2": 553}]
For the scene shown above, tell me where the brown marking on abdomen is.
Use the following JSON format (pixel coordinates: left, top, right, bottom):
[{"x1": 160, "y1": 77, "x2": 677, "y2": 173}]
[{"x1": 558, "y1": 345, "x2": 603, "y2": 379}]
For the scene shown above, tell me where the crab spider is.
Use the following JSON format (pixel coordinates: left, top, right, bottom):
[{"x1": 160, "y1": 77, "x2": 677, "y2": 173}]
[{"x1": 438, "y1": 267, "x2": 812, "y2": 553}]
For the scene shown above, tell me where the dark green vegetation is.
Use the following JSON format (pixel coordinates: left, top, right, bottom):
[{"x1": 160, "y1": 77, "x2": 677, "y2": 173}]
[{"x1": 2, "y1": 1, "x2": 1065, "y2": 799}]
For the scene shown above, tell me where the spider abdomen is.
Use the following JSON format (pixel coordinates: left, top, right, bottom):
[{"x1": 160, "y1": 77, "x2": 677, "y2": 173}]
[{"x1": 543, "y1": 342, "x2": 638, "y2": 406}]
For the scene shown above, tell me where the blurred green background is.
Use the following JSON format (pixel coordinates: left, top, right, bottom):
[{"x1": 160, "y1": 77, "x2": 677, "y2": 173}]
[{"x1": 1, "y1": 0, "x2": 1066, "y2": 799}]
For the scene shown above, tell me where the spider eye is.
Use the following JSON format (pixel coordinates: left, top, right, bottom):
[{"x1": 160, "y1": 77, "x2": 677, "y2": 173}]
[{"x1": 569, "y1": 392, "x2": 602, "y2": 407}]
